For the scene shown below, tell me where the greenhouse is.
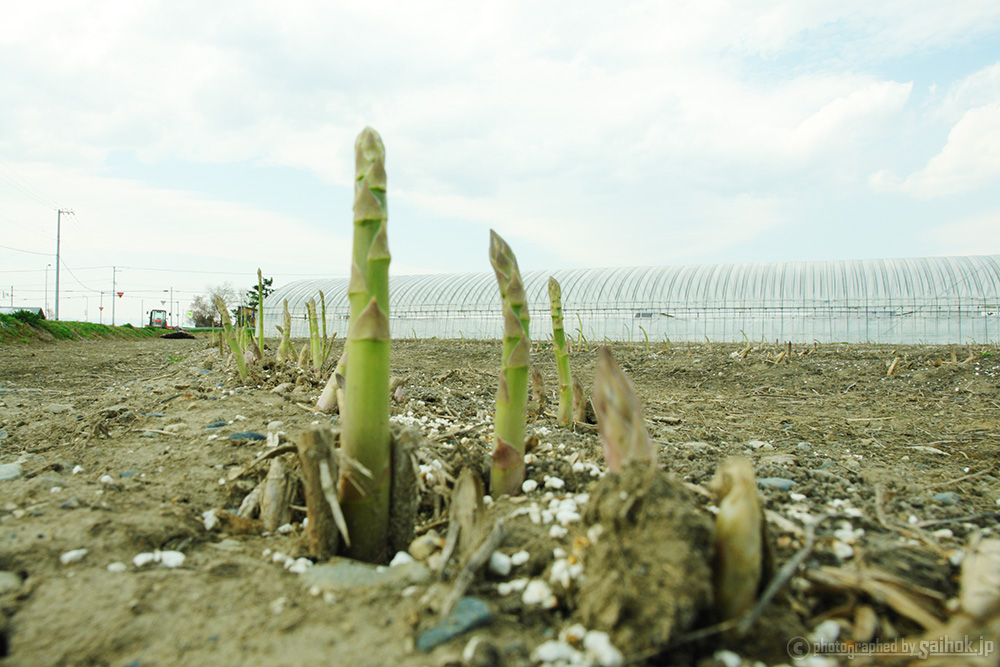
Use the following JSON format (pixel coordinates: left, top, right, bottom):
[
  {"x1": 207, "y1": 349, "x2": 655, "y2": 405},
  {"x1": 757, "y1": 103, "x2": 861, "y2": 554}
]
[{"x1": 262, "y1": 254, "x2": 1000, "y2": 344}]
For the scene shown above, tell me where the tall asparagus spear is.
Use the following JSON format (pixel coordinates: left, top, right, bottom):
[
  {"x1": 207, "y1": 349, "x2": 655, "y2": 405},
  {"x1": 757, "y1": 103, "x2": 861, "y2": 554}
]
[
  {"x1": 213, "y1": 295, "x2": 249, "y2": 384},
  {"x1": 339, "y1": 127, "x2": 392, "y2": 562},
  {"x1": 256, "y1": 268, "x2": 265, "y2": 356},
  {"x1": 591, "y1": 346, "x2": 656, "y2": 472},
  {"x1": 548, "y1": 277, "x2": 574, "y2": 426},
  {"x1": 275, "y1": 299, "x2": 294, "y2": 362},
  {"x1": 489, "y1": 230, "x2": 530, "y2": 497}
]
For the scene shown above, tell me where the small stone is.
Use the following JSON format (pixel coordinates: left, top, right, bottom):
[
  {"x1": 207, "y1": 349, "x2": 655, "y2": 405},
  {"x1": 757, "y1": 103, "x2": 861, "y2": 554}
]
[
  {"x1": 522, "y1": 479, "x2": 538, "y2": 493},
  {"x1": 583, "y1": 630, "x2": 625, "y2": 667},
  {"x1": 205, "y1": 421, "x2": 227, "y2": 429},
  {"x1": 0, "y1": 570, "x2": 22, "y2": 594},
  {"x1": 714, "y1": 650, "x2": 743, "y2": 667},
  {"x1": 932, "y1": 492, "x2": 961, "y2": 506},
  {"x1": 121, "y1": 470, "x2": 139, "y2": 479},
  {"x1": 0, "y1": 463, "x2": 22, "y2": 481},
  {"x1": 488, "y1": 551, "x2": 512, "y2": 577},
  {"x1": 510, "y1": 550, "x2": 530, "y2": 567},
  {"x1": 44, "y1": 403, "x2": 74, "y2": 413},
  {"x1": 522, "y1": 579, "x2": 557, "y2": 608},
  {"x1": 107, "y1": 561, "x2": 128, "y2": 573},
  {"x1": 99, "y1": 474, "x2": 115, "y2": 484},
  {"x1": 796, "y1": 442, "x2": 811, "y2": 451},
  {"x1": 60, "y1": 497, "x2": 81, "y2": 509},
  {"x1": 416, "y1": 596, "x2": 493, "y2": 652},
  {"x1": 758, "y1": 477, "x2": 795, "y2": 491},
  {"x1": 270, "y1": 383, "x2": 293, "y2": 395},
  {"x1": 159, "y1": 550, "x2": 186, "y2": 568},
  {"x1": 532, "y1": 640, "x2": 579, "y2": 664},
  {"x1": 60, "y1": 548, "x2": 88, "y2": 564}
]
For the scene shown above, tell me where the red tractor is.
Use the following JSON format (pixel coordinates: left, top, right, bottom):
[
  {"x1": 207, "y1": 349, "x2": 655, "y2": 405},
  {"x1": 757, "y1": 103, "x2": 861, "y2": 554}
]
[{"x1": 148, "y1": 309, "x2": 168, "y2": 328}]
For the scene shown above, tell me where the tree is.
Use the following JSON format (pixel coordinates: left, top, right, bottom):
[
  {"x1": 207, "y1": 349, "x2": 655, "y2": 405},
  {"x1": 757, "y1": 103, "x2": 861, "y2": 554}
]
[
  {"x1": 232, "y1": 276, "x2": 274, "y2": 327},
  {"x1": 244, "y1": 276, "x2": 274, "y2": 310},
  {"x1": 189, "y1": 282, "x2": 238, "y2": 327}
]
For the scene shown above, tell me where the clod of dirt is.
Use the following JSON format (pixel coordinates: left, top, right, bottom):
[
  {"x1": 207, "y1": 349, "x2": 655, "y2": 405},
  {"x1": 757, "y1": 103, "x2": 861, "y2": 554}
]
[{"x1": 575, "y1": 462, "x2": 713, "y2": 658}]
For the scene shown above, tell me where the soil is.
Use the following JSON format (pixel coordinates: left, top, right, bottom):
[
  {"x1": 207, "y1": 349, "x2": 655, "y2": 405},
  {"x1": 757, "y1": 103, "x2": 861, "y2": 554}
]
[{"x1": 1, "y1": 336, "x2": 998, "y2": 667}]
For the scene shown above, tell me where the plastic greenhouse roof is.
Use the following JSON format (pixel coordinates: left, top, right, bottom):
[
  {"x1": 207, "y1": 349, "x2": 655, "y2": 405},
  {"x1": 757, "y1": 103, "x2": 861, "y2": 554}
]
[{"x1": 266, "y1": 254, "x2": 1000, "y2": 317}]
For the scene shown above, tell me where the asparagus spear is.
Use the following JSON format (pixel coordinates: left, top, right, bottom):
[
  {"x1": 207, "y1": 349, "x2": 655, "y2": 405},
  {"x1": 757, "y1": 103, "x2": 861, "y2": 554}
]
[
  {"x1": 489, "y1": 230, "x2": 530, "y2": 497},
  {"x1": 256, "y1": 268, "x2": 265, "y2": 356},
  {"x1": 213, "y1": 295, "x2": 249, "y2": 384},
  {"x1": 275, "y1": 299, "x2": 294, "y2": 362},
  {"x1": 339, "y1": 127, "x2": 392, "y2": 562},
  {"x1": 548, "y1": 277, "x2": 574, "y2": 426},
  {"x1": 709, "y1": 456, "x2": 765, "y2": 621},
  {"x1": 591, "y1": 346, "x2": 656, "y2": 472}
]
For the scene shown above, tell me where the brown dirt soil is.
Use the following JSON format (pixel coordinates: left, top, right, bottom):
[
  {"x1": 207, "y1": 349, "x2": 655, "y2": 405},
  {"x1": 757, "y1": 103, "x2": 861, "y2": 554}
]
[{"x1": 1, "y1": 336, "x2": 999, "y2": 666}]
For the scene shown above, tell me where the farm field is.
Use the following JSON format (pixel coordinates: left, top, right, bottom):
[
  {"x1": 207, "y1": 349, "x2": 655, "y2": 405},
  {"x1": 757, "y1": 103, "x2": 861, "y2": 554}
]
[{"x1": 1, "y1": 335, "x2": 998, "y2": 666}]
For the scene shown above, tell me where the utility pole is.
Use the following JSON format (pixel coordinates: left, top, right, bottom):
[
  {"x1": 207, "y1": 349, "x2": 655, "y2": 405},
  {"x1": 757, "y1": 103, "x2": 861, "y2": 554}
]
[{"x1": 55, "y1": 208, "x2": 73, "y2": 320}]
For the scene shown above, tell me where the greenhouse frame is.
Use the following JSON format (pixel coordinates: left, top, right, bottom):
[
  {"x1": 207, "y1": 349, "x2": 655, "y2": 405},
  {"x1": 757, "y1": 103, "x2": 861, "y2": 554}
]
[{"x1": 263, "y1": 254, "x2": 1000, "y2": 344}]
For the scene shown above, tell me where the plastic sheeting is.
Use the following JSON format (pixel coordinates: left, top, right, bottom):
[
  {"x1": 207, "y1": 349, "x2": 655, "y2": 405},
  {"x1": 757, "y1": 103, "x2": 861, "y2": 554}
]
[{"x1": 263, "y1": 255, "x2": 1000, "y2": 344}]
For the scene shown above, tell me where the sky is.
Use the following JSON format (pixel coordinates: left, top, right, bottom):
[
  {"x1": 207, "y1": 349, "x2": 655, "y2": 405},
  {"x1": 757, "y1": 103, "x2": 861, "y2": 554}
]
[{"x1": 2, "y1": 1, "x2": 999, "y2": 326}]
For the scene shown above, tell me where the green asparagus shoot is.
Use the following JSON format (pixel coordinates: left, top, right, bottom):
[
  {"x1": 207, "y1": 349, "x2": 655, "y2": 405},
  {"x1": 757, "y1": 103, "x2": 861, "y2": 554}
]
[
  {"x1": 256, "y1": 268, "x2": 265, "y2": 355},
  {"x1": 548, "y1": 277, "x2": 574, "y2": 426},
  {"x1": 489, "y1": 229, "x2": 530, "y2": 497},
  {"x1": 339, "y1": 126, "x2": 392, "y2": 562}
]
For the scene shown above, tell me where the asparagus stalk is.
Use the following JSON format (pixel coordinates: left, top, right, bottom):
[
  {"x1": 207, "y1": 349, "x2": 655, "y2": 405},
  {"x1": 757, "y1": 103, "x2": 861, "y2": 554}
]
[
  {"x1": 306, "y1": 297, "x2": 322, "y2": 374},
  {"x1": 489, "y1": 230, "x2": 530, "y2": 497},
  {"x1": 213, "y1": 295, "x2": 249, "y2": 383},
  {"x1": 591, "y1": 346, "x2": 656, "y2": 472},
  {"x1": 275, "y1": 299, "x2": 294, "y2": 362},
  {"x1": 339, "y1": 127, "x2": 392, "y2": 562},
  {"x1": 256, "y1": 268, "x2": 265, "y2": 356},
  {"x1": 548, "y1": 277, "x2": 574, "y2": 426},
  {"x1": 708, "y1": 456, "x2": 765, "y2": 621}
]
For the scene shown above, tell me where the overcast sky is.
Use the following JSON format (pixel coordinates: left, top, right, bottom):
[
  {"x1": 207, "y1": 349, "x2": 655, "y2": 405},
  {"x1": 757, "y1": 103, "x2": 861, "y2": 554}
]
[{"x1": 2, "y1": 1, "x2": 999, "y2": 325}]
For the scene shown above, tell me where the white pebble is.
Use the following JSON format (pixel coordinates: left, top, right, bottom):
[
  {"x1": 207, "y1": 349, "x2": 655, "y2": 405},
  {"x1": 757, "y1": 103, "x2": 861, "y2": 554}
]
[
  {"x1": 532, "y1": 640, "x2": 579, "y2": 664},
  {"x1": 276, "y1": 523, "x2": 295, "y2": 534},
  {"x1": 544, "y1": 476, "x2": 565, "y2": 490},
  {"x1": 489, "y1": 551, "x2": 512, "y2": 576},
  {"x1": 60, "y1": 548, "x2": 88, "y2": 565},
  {"x1": 714, "y1": 650, "x2": 742, "y2": 667},
  {"x1": 497, "y1": 578, "x2": 529, "y2": 596},
  {"x1": 932, "y1": 528, "x2": 954, "y2": 539},
  {"x1": 549, "y1": 525, "x2": 568, "y2": 539},
  {"x1": 830, "y1": 539, "x2": 854, "y2": 560},
  {"x1": 789, "y1": 492, "x2": 807, "y2": 502},
  {"x1": 133, "y1": 552, "x2": 157, "y2": 568},
  {"x1": 72, "y1": 465, "x2": 84, "y2": 475},
  {"x1": 522, "y1": 579, "x2": 558, "y2": 608},
  {"x1": 271, "y1": 551, "x2": 289, "y2": 564},
  {"x1": 287, "y1": 558, "x2": 313, "y2": 574},
  {"x1": 556, "y1": 509, "x2": 582, "y2": 525},
  {"x1": 560, "y1": 623, "x2": 588, "y2": 644},
  {"x1": 811, "y1": 618, "x2": 841, "y2": 643},
  {"x1": 158, "y1": 550, "x2": 186, "y2": 568},
  {"x1": 107, "y1": 561, "x2": 128, "y2": 573},
  {"x1": 522, "y1": 479, "x2": 539, "y2": 493},
  {"x1": 99, "y1": 474, "x2": 114, "y2": 484},
  {"x1": 202, "y1": 509, "x2": 219, "y2": 531},
  {"x1": 511, "y1": 550, "x2": 530, "y2": 566},
  {"x1": 583, "y1": 630, "x2": 625, "y2": 667},
  {"x1": 390, "y1": 551, "x2": 416, "y2": 567}
]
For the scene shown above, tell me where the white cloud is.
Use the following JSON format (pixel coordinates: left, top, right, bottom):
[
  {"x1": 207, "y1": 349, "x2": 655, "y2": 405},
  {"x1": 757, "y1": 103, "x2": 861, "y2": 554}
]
[
  {"x1": 872, "y1": 102, "x2": 1000, "y2": 198},
  {"x1": 922, "y1": 208, "x2": 1000, "y2": 255}
]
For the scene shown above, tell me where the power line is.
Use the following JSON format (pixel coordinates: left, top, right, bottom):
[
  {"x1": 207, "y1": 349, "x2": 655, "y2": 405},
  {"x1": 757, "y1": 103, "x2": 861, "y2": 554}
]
[
  {"x1": 0, "y1": 242, "x2": 54, "y2": 256},
  {"x1": 0, "y1": 159, "x2": 60, "y2": 208}
]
